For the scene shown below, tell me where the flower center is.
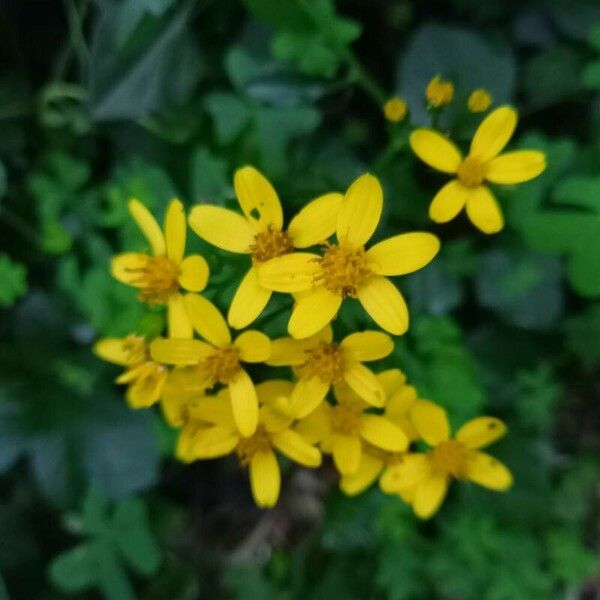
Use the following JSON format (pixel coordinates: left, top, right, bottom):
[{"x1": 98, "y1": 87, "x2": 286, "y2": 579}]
[
  {"x1": 330, "y1": 402, "x2": 363, "y2": 436},
  {"x1": 236, "y1": 426, "x2": 272, "y2": 466},
  {"x1": 430, "y1": 440, "x2": 468, "y2": 478},
  {"x1": 250, "y1": 226, "x2": 294, "y2": 263},
  {"x1": 127, "y1": 255, "x2": 180, "y2": 304},
  {"x1": 122, "y1": 335, "x2": 148, "y2": 364},
  {"x1": 200, "y1": 345, "x2": 241, "y2": 385},
  {"x1": 457, "y1": 156, "x2": 487, "y2": 188},
  {"x1": 296, "y1": 342, "x2": 346, "y2": 383},
  {"x1": 318, "y1": 243, "x2": 372, "y2": 297}
]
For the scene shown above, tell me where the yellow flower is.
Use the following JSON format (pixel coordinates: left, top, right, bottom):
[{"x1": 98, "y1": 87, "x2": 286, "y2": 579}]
[
  {"x1": 383, "y1": 97, "x2": 408, "y2": 122},
  {"x1": 426, "y1": 75, "x2": 454, "y2": 107},
  {"x1": 150, "y1": 298, "x2": 271, "y2": 437},
  {"x1": 160, "y1": 366, "x2": 209, "y2": 427},
  {"x1": 267, "y1": 325, "x2": 393, "y2": 417},
  {"x1": 188, "y1": 166, "x2": 343, "y2": 329},
  {"x1": 94, "y1": 335, "x2": 167, "y2": 409},
  {"x1": 111, "y1": 198, "x2": 210, "y2": 338},
  {"x1": 257, "y1": 173, "x2": 440, "y2": 339},
  {"x1": 380, "y1": 400, "x2": 513, "y2": 519},
  {"x1": 410, "y1": 105, "x2": 547, "y2": 234},
  {"x1": 176, "y1": 381, "x2": 321, "y2": 508},
  {"x1": 468, "y1": 88, "x2": 492, "y2": 113},
  {"x1": 295, "y1": 381, "x2": 408, "y2": 476}
]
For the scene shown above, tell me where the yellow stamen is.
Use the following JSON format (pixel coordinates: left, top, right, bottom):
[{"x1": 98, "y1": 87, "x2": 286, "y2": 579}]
[
  {"x1": 236, "y1": 426, "x2": 271, "y2": 466},
  {"x1": 457, "y1": 155, "x2": 487, "y2": 187},
  {"x1": 330, "y1": 401, "x2": 363, "y2": 435},
  {"x1": 296, "y1": 342, "x2": 346, "y2": 383},
  {"x1": 200, "y1": 346, "x2": 241, "y2": 385},
  {"x1": 430, "y1": 440, "x2": 468, "y2": 478},
  {"x1": 126, "y1": 256, "x2": 180, "y2": 304},
  {"x1": 250, "y1": 226, "x2": 294, "y2": 263},
  {"x1": 318, "y1": 243, "x2": 372, "y2": 297}
]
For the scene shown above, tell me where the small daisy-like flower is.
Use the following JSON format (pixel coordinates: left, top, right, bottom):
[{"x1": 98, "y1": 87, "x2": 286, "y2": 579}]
[
  {"x1": 426, "y1": 75, "x2": 454, "y2": 107},
  {"x1": 410, "y1": 105, "x2": 546, "y2": 234},
  {"x1": 257, "y1": 173, "x2": 440, "y2": 339},
  {"x1": 380, "y1": 400, "x2": 513, "y2": 519},
  {"x1": 188, "y1": 166, "x2": 343, "y2": 329},
  {"x1": 176, "y1": 381, "x2": 321, "y2": 508},
  {"x1": 383, "y1": 97, "x2": 408, "y2": 122},
  {"x1": 267, "y1": 325, "x2": 393, "y2": 417},
  {"x1": 94, "y1": 335, "x2": 167, "y2": 409},
  {"x1": 467, "y1": 88, "x2": 492, "y2": 113},
  {"x1": 295, "y1": 381, "x2": 408, "y2": 476},
  {"x1": 150, "y1": 297, "x2": 271, "y2": 437},
  {"x1": 111, "y1": 199, "x2": 210, "y2": 338}
]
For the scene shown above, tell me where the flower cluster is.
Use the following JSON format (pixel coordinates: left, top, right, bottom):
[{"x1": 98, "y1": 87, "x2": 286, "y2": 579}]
[{"x1": 95, "y1": 95, "x2": 545, "y2": 515}]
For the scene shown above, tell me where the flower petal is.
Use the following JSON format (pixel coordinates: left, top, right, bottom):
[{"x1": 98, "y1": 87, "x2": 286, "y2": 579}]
[
  {"x1": 288, "y1": 192, "x2": 344, "y2": 248},
  {"x1": 229, "y1": 368, "x2": 258, "y2": 437},
  {"x1": 266, "y1": 337, "x2": 310, "y2": 366},
  {"x1": 331, "y1": 433, "x2": 362, "y2": 475},
  {"x1": 234, "y1": 330, "x2": 271, "y2": 363},
  {"x1": 360, "y1": 415, "x2": 408, "y2": 451},
  {"x1": 271, "y1": 429, "x2": 321, "y2": 467},
  {"x1": 409, "y1": 129, "x2": 462, "y2": 173},
  {"x1": 288, "y1": 287, "x2": 342, "y2": 339},
  {"x1": 168, "y1": 293, "x2": 193, "y2": 338},
  {"x1": 455, "y1": 417, "x2": 507, "y2": 449},
  {"x1": 126, "y1": 367, "x2": 166, "y2": 409},
  {"x1": 150, "y1": 338, "x2": 214, "y2": 366},
  {"x1": 340, "y1": 452, "x2": 384, "y2": 496},
  {"x1": 410, "y1": 400, "x2": 450, "y2": 446},
  {"x1": 413, "y1": 474, "x2": 449, "y2": 519},
  {"x1": 234, "y1": 166, "x2": 283, "y2": 230},
  {"x1": 228, "y1": 267, "x2": 272, "y2": 329},
  {"x1": 178, "y1": 255, "x2": 209, "y2": 292},
  {"x1": 94, "y1": 338, "x2": 142, "y2": 366},
  {"x1": 465, "y1": 186, "x2": 504, "y2": 234},
  {"x1": 183, "y1": 293, "x2": 231, "y2": 346},
  {"x1": 294, "y1": 403, "x2": 331, "y2": 445},
  {"x1": 466, "y1": 451, "x2": 513, "y2": 491},
  {"x1": 128, "y1": 199, "x2": 165, "y2": 256},
  {"x1": 164, "y1": 199, "x2": 186, "y2": 263},
  {"x1": 188, "y1": 205, "x2": 255, "y2": 253},
  {"x1": 357, "y1": 275, "x2": 409, "y2": 335},
  {"x1": 470, "y1": 105, "x2": 517, "y2": 161},
  {"x1": 367, "y1": 232, "x2": 440, "y2": 276},
  {"x1": 343, "y1": 362, "x2": 386, "y2": 407},
  {"x1": 256, "y1": 380, "x2": 294, "y2": 404},
  {"x1": 336, "y1": 173, "x2": 383, "y2": 246},
  {"x1": 379, "y1": 453, "x2": 429, "y2": 493},
  {"x1": 177, "y1": 424, "x2": 238, "y2": 461},
  {"x1": 486, "y1": 150, "x2": 546, "y2": 184},
  {"x1": 291, "y1": 377, "x2": 330, "y2": 418},
  {"x1": 111, "y1": 253, "x2": 149, "y2": 286},
  {"x1": 256, "y1": 253, "x2": 321, "y2": 293},
  {"x1": 428, "y1": 179, "x2": 469, "y2": 223},
  {"x1": 340, "y1": 331, "x2": 394, "y2": 362},
  {"x1": 249, "y1": 449, "x2": 281, "y2": 508}
]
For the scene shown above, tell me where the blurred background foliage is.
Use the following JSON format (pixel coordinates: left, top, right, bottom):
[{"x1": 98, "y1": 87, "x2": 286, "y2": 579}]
[{"x1": 0, "y1": 0, "x2": 599, "y2": 598}]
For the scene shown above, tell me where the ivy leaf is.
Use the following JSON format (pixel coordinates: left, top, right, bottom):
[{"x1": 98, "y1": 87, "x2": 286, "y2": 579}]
[
  {"x1": 189, "y1": 146, "x2": 230, "y2": 204},
  {"x1": 204, "y1": 93, "x2": 251, "y2": 145},
  {"x1": 0, "y1": 254, "x2": 27, "y2": 307}
]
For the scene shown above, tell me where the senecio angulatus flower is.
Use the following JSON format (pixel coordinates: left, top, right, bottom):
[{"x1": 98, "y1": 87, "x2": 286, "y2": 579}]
[
  {"x1": 468, "y1": 88, "x2": 493, "y2": 113},
  {"x1": 383, "y1": 97, "x2": 408, "y2": 122},
  {"x1": 257, "y1": 173, "x2": 440, "y2": 339},
  {"x1": 410, "y1": 105, "x2": 546, "y2": 233},
  {"x1": 426, "y1": 75, "x2": 454, "y2": 107}
]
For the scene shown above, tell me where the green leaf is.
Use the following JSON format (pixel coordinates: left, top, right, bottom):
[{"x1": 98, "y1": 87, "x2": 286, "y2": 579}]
[
  {"x1": 189, "y1": 146, "x2": 230, "y2": 204},
  {"x1": 204, "y1": 93, "x2": 251, "y2": 144},
  {"x1": 582, "y1": 59, "x2": 600, "y2": 89},
  {"x1": 48, "y1": 544, "x2": 99, "y2": 592},
  {"x1": 564, "y1": 304, "x2": 600, "y2": 369},
  {"x1": 0, "y1": 254, "x2": 27, "y2": 307},
  {"x1": 0, "y1": 160, "x2": 7, "y2": 203}
]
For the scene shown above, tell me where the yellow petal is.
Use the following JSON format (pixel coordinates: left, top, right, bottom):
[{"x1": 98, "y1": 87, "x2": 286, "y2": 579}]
[
  {"x1": 377, "y1": 369, "x2": 407, "y2": 397},
  {"x1": 228, "y1": 368, "x2": 258, "y2": 437},
  {"x1": 227, "y1": 267, "x2": 272, "y2": 329},
  {"x1": 331, "y1": 433, "x2": 362, "y2": 475},
  {"x1": 336, "y1": 173, "x2": 383, "y2": 246},
  {"x1": 409, "y1": 129, "x2": 462, "y2": 173},
  {"x1": 428, "y1": 179, "x2": 468, "y2": 223},
  {"x1": 234, "y1": 166, "x2": 283, "y2": 230},
  {"x1": 183, "y1": 293, "x2": 231, "y2": 346},
  {"x1": 271, "y1": 429, "x2": 321, "y2": 467},
  {"x1": 187, "y1": 395, "x2": 236, "y2": 429},
  {"x1": 455, "y1": 416, "x2": 507, "y2": 449},
  {"x1": 177, "y1": 424, "x2": 238, "y2": 461},
  {"x1": 234, "y1": 330, "x2": 271, "y2": 363},
  {"x1": 115, "y1": 362, "x2": 152, "y2": 384},
  {"x1": 150, "y1": 338, "x2": 214, "y2": 365},
  {"x1": 466, "y1": 451, "x2": 513, "y2": 491},
  {"x1": 465, "y1": 186, "x2": 504, "y2": 234},
  {"x1": 360, "y1": 415, "x2": 408, "y2": 451},
  {"x1": 294, "y1": 403, "x2": 331, "y2": 444},
  {"x1": 288, "y1": 287, "x2": 342, "y2": 339},
  {"x1": 367, "y1": 232, "x2": 440, "y2": 276},
  {"x1": 356, "y1": 275, "x2": 409, "y2": 335},
  {"x1": 266, "y1": 337, "x2": 309, "y2": 366},
  {"x1": 256, "y1": 380, "x2": 294, "y2": 405},
  {"x1": 410, "y1": 400, "x2": 450, "y2": 446},
  {"x1": 470, "y1": 105, "x2": 517, "y2": 161},
  {"x1": 288, "y1": 192, "x2": 344, "y2": 248},
  {"x1": 249, "y1": 449, "x2": 281, "y2": 508},
  {"x1": 256, "y1": 253, "x2": 321, "y2": 293},
  {"x1": 291, "y1": 377, "x2": 330, "y2": 419},
  {"x1": 178, "y1": 255, "x2": 209, "y2": 292},
  {"x1": 94, "y1": 337, "x2": 143, "y2": 366},
  {"x1": 167, "y1": 293, "x2": 193, "y2": 338},
  {"x1": 188, "y1": 205, "x2": 255, "y2": 253},
  {"x1": 485, "y1": 150, "x2": 546, "y2": 184},
  {"x1": 164, "y1": 199, "x2": 186, "y2": 263},
  {"x1": 111, "y1": 253, "x2": 149, "y2": 286},
  {"x1": 413, "y1": 474, "x2": 449, "y2": 519},
  {"x1": 340, "y1": 331, "x2": 393, "y2": 362},
  {"x1": 379, "y1": 453, "x2": 429, "y2": 493},
  {"x1": 386, "y1": 386, "x2": 418, "y2": 419},
  {"x1": 343, "y1": 362, "x2": 386, "y2": 407},
  {"x1": 128, "y1": 198, "x2": 165, "y2": 256},
  {"x1": 126, "y1": 366, "x2": 167, "y2": 408},
  {"x1": 340, "y1": 452, "x2": 384, "y2": 496}
]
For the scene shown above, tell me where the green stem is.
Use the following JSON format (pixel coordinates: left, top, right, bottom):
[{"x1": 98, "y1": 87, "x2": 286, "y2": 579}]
[
  {"x1": 372, "y1": 136, "x2": 407, "y2": 174},
  {"x1": 344, "y1": 50, "x2": 387, "y2": 106}
]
